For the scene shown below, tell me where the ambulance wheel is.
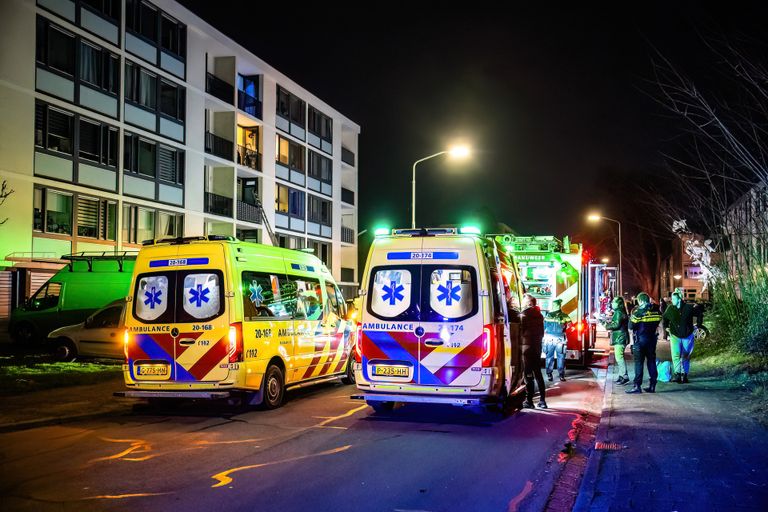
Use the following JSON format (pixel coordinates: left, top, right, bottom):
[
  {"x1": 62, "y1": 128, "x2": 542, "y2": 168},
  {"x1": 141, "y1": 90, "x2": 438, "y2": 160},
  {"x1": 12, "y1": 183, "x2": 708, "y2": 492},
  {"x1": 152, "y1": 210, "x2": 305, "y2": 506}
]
[
  {"x1": 340, "y1": 358, "x2": 355, "y2": 385},
  {"x1": 367, "y1": 400, "x2": 394, "y2": 413},
  {"x1": 53, "y1": 338, "x2": 77, "y2": 362},
  {"x1": 262, "y1": 364, "x2": 285, "y2": 409}
]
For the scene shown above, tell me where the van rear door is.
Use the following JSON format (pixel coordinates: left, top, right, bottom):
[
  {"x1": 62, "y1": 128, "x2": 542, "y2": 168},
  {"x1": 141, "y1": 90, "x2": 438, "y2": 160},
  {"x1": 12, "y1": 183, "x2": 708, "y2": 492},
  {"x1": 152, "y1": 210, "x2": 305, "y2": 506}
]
[
  {"x1": 362, "y1": 240, "x2": 423, "y2": 385},
  {"x1": 130, "y1": 245, "x2": 231, "y2": 383},
  {"x1": 417, "y1": 238, "x2": 484, "y2": 388}
]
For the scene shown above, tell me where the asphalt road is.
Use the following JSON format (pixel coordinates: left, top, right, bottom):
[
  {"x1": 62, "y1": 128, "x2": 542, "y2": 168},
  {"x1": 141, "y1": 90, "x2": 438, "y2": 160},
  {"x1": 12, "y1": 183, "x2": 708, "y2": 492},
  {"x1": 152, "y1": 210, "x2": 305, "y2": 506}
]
[{"x1": 0, "y1": 369, "x2": 604, "y2": 512}]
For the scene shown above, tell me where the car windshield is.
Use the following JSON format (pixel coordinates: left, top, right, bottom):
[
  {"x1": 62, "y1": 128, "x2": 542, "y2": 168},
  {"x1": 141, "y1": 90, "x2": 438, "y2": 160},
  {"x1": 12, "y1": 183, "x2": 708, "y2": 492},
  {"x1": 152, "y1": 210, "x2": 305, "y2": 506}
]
[{"x1": 134, "y1": 270, "x2": 225, "y2": 323}]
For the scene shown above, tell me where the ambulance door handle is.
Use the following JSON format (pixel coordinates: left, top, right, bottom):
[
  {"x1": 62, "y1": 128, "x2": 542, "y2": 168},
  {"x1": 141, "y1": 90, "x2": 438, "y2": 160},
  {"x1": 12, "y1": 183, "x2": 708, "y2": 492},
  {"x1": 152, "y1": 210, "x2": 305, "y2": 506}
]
[
  {"x1": 179, "y1": 338, "x2": 196, "y2": 346},
  {"x1": 424, "y1": 339, "x2": 444, "y2": 347}
]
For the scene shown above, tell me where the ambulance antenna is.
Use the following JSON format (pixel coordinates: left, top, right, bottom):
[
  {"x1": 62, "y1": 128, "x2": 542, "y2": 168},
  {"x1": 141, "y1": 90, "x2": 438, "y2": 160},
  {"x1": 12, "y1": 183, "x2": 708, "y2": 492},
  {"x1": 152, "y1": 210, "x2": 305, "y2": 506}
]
[{"x1": 255, "y1": 198, "x2": 279, "y2": 246}]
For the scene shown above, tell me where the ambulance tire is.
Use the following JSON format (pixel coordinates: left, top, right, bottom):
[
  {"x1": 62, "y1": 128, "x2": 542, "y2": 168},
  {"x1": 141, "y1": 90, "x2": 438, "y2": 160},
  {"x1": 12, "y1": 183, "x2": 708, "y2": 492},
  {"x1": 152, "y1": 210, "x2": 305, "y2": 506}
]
[
  {"x1": 262, "y1": 364, "x2": 286, "y2": 409},
  {"x1": 340, "y1": 357, "x2": 355, "y2": 385},
  {"x1": 367, "y1": 400, "x2": 395, "y2": 414}
]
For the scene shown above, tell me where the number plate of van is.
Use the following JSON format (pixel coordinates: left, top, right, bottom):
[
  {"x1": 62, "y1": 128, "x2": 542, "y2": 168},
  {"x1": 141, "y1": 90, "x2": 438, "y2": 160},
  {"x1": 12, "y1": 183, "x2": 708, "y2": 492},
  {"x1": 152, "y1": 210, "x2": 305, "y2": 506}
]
[
  {"x1": 136, "y1": 364, "x2": 169, "y2": 376},
  {"x1": 373, "y1": 366, "x2": 409, "y2": 377}
]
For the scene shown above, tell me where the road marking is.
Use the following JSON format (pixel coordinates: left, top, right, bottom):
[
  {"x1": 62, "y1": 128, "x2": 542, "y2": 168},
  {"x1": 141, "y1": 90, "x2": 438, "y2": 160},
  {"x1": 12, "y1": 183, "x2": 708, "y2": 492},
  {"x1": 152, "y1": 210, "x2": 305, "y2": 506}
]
[
  {"x1": 194, "y1": 438, "x2": 262, "y2": 445},
  {"x1": 314, "y1": 404, "x2": 368, "y2": 428},
  {"x1": 507, "y1": 480, "x2": 533, "y2": 512},
  {"x1": 211, "y1": 445, "x2": 353, "y2": 488},
  {"x1": 90, "y1": 438, "x2": 152, "y2": 463},
  {"x1": 82, "y1": 492, "x2": 171, "y2": 500}
]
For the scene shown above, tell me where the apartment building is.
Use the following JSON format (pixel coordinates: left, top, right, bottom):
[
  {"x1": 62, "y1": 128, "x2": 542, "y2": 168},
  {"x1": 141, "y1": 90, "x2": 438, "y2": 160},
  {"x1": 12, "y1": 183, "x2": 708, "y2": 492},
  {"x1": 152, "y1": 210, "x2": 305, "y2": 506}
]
[{"x1": 0, "y1": 0, "x2": 360, "y2": 317}]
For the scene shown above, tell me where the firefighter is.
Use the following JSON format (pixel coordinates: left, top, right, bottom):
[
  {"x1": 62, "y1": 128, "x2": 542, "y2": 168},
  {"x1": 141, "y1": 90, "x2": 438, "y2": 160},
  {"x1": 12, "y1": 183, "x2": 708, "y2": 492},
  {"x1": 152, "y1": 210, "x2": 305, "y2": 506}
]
[
  {"x1": 543, "y1": 298, "x2": 571, "y2": 382},
  {"x1": 626, "y1": 292, "x2": 663, "y2": 394},
  {"x1": 520, "y1": 294, "x2": 547, "y2": 409},
  {"x1": 662, "y1": 291, "x2": 704, "y2": 383},
  {"x1": 604, "y1": 296, "x2": 630, "y2": 384}
]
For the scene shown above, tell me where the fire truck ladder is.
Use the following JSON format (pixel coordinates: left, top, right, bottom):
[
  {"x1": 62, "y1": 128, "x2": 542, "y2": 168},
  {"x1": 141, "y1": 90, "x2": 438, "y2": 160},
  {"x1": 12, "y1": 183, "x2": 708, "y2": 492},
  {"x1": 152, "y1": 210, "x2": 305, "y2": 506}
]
[{"x1": 255, "y1": 198, "x2": 279, "y2": 246}]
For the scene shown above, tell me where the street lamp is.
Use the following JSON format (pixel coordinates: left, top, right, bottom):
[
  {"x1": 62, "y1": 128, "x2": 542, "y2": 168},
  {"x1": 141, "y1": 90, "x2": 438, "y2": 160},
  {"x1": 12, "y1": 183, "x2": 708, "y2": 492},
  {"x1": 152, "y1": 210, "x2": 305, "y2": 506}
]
[
  {"x1": 411, "y1": 145, "x2": 471, "y2": 228},
  {"x1": 587, "y1": 213, "x2": 623, "y2": 298},
  {"x1": 601, "y1": 257, "x2": 610, "y2": 264}
]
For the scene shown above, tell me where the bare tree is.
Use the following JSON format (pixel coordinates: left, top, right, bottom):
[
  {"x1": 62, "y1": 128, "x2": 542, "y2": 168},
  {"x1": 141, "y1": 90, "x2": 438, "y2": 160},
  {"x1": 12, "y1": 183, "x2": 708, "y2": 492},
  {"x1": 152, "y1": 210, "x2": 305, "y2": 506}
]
[{"x1": 0, "y1": 180, "x2": 14, "y2": 226}]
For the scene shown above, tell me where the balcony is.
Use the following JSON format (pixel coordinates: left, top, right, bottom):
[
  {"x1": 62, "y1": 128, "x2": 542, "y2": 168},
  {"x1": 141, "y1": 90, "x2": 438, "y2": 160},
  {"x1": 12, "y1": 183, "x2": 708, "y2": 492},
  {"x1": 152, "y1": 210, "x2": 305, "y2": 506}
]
[
  {"x1": 205, "y1": 131, "x2": 234, "y2": 161},
  {"x1": 206, "y1": 72, "x2": 234, "y2": 104},
  {"x1": 237, "y1": 200, "x2": 261, "y2": 224},
  {"x1": 341, "y1": 226, "x2": 355, "y2": 244},
  {"x1": 204, "y1": 192, "x2": 233, "y2": 217},
  {"x1": 237, "y1": 145, "x2": 261, "y2": 171},
  {"x1": 237, "y1": 91, "x2": 262, "y2": 119},
  {"x1": 341, "y1": 187, "x2": 355, "y2": 205},
  {"x1": 341, "y1": 147, "x2": 355, "y2": 167}
]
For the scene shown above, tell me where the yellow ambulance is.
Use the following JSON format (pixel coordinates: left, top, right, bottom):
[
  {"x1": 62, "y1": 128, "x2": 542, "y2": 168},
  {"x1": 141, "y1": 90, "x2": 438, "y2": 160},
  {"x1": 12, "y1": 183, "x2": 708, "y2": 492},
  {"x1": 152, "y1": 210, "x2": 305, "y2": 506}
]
[{"x1": 117, "y1": 236, "x2": 355, "y2": 408}]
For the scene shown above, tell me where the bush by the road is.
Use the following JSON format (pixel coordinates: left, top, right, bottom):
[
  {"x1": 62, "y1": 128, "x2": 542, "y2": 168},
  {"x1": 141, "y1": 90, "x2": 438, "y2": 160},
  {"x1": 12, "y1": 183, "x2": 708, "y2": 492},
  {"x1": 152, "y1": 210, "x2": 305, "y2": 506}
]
[{"x1": 0, "y1": 355, "x2": 121, "y2": 395}]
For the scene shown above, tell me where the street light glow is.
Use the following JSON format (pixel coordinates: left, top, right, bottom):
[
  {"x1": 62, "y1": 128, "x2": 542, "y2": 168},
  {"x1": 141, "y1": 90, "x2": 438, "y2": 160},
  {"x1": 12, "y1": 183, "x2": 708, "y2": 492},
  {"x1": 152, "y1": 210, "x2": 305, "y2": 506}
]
[
  {"x1": 587, "y1": 213, "x2": 602, "y2": 222},
  {"x1": 448, "y1": 145, "x2": 471, "y2": 159},
  {"x1": 673, "y1": 274, "x2": 682, "y2": 280},
  {"x1": 601, "y1": 257, "x2": 610, "y2": 263}
]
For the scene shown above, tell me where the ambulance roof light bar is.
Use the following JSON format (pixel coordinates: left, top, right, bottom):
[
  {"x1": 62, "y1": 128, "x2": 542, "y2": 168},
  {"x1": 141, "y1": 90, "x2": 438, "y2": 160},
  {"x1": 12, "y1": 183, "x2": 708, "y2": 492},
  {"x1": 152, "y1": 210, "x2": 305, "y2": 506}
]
[{"x1": 390, "y1": 227, "x2": 459, "y2": 237}]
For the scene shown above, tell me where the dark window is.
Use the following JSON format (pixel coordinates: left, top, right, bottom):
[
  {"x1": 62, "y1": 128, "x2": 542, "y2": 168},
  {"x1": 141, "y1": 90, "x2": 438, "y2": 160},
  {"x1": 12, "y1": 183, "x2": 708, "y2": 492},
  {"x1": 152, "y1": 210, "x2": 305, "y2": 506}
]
[
  {"x1": 33, "y1": 188, "x2": 43, "y2": 232},
  {"x1": 290, "y1": 94, "x2": 305, "y2": 126},
  {"x1": 79, "y1": 41, "x2": 119, "y2": 94},
  {"x1": 35, "y1": 103, "x2": 74, "y2": 155},
  {"x1": 126, "y1": 0, "x2": 186, "y2": 60},
  {"x1": 158, "y1": 145, "x2": 183, "y2": 184},
  {"x1": 309, "y1": 150, "x2": 332, "y2": 183},
  {"x1": 125, "y1": 61, "x2": 157, "y2": 110},
  {"x1": 290, "y1": 139, "x2": 305, "y2": 172},
  {"x1": 36, "y1": 19, "x2": 76, "y2": 76},
  {"x1": 161, "y1": 14, "x2": 186, "y2": 57},
  {"x1": 241, "y1": 271, "x2": 296, "y2": 321},
  {"x1": 308, "y1": 107, "x2": 333, "y2": 143},
  {"x1": 138, "y1": 138, "x2": 156, "y2": 177},
  {"x1": 44, "y1": 188, "x2": 73, "y2": 235},
  {"x1": 277, "y1": 87, "x2": 290, "y2": 119},
  {"x1": 308, "y1": 195, "x2": 332, "y2": 226},
  {"x1": 160, "y1": 79, "x2": 185, "y2": 121},
  {"x1": 77, "y1": 196, "x2": 100, "y2": 237},
  {"x1": 138, "y1": 1, "x2": 157, "y2": 40},
  {"x1": 125, "y1": 132, "x2": 184, "y2": 186},
  {"x1": 81, "y1": 0, "x2": 121, "y2": 21},
  {"x1": 79, "y1": 119, "x2": 101, "y2": 162}
]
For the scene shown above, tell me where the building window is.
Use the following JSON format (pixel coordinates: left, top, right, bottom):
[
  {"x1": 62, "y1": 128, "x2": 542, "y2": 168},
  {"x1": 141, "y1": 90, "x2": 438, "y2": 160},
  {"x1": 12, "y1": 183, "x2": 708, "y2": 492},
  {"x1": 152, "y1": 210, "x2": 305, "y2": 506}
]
[
  {"x1": 124, "y1": 132, "x2": 184, "y2": 185},
  {"x1": 307, "y1": 239, "x2": 331, "y2": 268},
  {"x1": 125, "y1": 61, "x2": 157, "y2": 110},
  {"x1": 79, "y1": 41, "x2": 119, "y2": 95},
  {"x1": 277, "y1": 234, "x2": 305, "y2": 250},
  {"x1": 36, "y1": 18, "x2": 76, "y2": 76},
  {"x1": 290, "y1": 95, "x2": 305, "y2": 126},
  {"x1": 126, "y1": 0, "x2": 186, "y2": 59},
  {"x1": 308, "y1": 150, "x2": 332, "y2": 184},
  {"x1": 157, "y1": 145, "x2": 184, "y2": 184},
  {"x1": 276, "y1": 135, "x2": 305, "y2": 173},
  {"x1": 277, "y1": 87, "x2": 290, "y2": 120},
  {"x1": 275, "y1": 184, "x2": 305, "y2": 219},
  {"x1": 33, "y1": 188, "x2": 73, "y2": 235},
  {"x1": 157, "y1": 211, "x2": 183, "y2": 238},
  {"x1": 159, "y1": 79, "x2": 185, "y2": 122},
  {"x1": 35, "y1": 103, "x2": 74, "y2": 155},
  {"x1": 308, "y1": 107, "x2": 333, "y2": 143},
  {"x1": 123, "y1": 204, "x2": 183, "y2": 244},
  {"x1": 308, "y1": 195, "x2": 332, "y2": 226},
  {"x1": 76, "y1": 196, "x2": 117, "y2": 240},
  {"x1": 78, "y1": 118, "x2": 118, "y2": 167},
  {"x1": 81, "y1": 0, "x2": 121, "y2": 20}
]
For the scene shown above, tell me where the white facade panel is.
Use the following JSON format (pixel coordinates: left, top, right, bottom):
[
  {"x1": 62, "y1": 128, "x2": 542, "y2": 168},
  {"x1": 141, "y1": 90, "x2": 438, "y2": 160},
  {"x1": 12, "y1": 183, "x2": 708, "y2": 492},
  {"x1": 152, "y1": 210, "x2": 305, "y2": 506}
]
[
  {"x1": 79, "y1": 86, "x2": 118, "y2": 117},
  {"x1": 36, "y1": 68, "x2": 74, "y2": 102}
]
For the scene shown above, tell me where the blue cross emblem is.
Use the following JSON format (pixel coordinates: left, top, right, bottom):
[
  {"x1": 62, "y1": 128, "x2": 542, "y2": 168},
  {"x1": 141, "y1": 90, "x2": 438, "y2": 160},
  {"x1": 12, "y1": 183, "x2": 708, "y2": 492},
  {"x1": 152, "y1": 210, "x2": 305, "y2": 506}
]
[
  {"x1": 249, "y1": 282, "x2": 264, "y2": 305},
  {"x1": 144, "y1": 286, "x2": 162, "y2": 309},
  {"x1": 437, "y1": 281, "x2": 461, "y2": 306},
  {"x1": 189, "y1": 284, "x2": 210, "y2": 308},
  {"x1": 381, "y1": 280, "x2": 405, "y2": 306}
]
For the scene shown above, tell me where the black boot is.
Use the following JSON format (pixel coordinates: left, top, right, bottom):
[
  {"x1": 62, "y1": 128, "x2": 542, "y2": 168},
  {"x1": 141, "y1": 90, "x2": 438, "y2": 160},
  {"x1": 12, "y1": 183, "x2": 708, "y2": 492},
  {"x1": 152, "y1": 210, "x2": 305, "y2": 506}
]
[
  {"x1": 547, "y1": 373, "x2": 553, "y2": 382},
  {"x1": 682, "y1": 373, "x2": 689, "y2": 383},
  {"x1": 625, "y1": 385, "x2": 642, "y2": 394},
  {"x1": 643, "y1": 381, "x2": 656, "y2": 393},
  {"x1": 674, "y1": 373, "x2": 683, "y2": 384}
]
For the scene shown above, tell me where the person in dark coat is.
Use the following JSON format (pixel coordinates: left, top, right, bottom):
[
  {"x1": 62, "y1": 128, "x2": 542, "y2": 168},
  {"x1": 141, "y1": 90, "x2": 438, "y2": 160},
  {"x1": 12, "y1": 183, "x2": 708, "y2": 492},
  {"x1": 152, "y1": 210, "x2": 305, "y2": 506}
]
[
  {"x1": 626, "y1": 292, "x2": 663, "y2": 394},
  {"x1": 604, "y1": 296, "x2": 630, "y2": 385},
  {"x1": 662, "y1": 291, "x2": 704, "y2": 383},
  {"x1": 520, "y1": 293, "x2": 547, "y2": 409}
]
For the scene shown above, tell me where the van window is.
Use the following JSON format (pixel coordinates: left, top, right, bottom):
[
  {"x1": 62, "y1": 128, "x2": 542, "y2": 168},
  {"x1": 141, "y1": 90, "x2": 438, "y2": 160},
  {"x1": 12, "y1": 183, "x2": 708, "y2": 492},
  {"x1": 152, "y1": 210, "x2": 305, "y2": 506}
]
[
  {"x1": 427, "y1": 268, "x2": 475, "y2": 321},
  {"x1": 29, "y1": 282, "x2": 62, "y2": 311},
  {"x1": 292, "y1": 277, "x2": 323, "y2": 321},
  {"x1": 182, "y1": 273, "x2": 221, "y2": 320},
  {"x1": 89, "y1": 305, "x2": 122, "y2": 328},
  {"x1": 370, "y1": 268, "x2": 413, "y2": 319},
  {"x1": 136, "y1": 275, "x2": 169, "y2": 321},
  {"x1": 242, "y1": 271, "x2": 295, "y2": 321}
]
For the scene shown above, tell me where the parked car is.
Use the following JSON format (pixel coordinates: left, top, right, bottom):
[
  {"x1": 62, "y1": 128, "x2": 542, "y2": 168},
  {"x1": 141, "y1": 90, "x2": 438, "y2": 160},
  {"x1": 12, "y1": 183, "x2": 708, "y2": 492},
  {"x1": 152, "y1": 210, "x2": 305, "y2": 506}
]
[{"x1": 47, "y1": 300, "x2": 126, "y2": 361}]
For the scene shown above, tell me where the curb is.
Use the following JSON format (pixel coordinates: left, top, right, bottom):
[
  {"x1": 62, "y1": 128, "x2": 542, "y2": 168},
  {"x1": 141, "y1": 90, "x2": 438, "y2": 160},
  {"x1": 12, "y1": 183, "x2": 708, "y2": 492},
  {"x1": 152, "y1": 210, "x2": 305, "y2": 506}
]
[
  {"x1": 0, "y1": 405, "x2": 133, "y2": 434},
  {"x1": 572, "y1": 355, "x2": 614, "y2": 511}
]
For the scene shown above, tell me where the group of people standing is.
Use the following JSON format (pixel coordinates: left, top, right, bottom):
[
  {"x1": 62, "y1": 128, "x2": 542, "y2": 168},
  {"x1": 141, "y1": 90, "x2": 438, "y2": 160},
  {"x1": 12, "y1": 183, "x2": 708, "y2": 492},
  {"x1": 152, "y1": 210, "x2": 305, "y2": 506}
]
[
  {"x1": 517, "y1": 289, "x2": 704, "y2": 408},
  {"x1": 605, "y1": 291, "x2": 704, "y2": 393}
]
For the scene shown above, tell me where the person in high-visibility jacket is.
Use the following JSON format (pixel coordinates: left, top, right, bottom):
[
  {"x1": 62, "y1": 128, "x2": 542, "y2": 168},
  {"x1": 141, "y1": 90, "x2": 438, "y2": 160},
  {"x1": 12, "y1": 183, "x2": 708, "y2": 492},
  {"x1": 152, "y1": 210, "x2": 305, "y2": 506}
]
[
  {"x1": 626, "y1": 292, "x2": 663, "y2": 394},
  {"x1": 543, "y1": 299, "x2": 571, "y2": 382},
  {"x1": 604, "y1": 296, "x2": 630, "y2": 385}
]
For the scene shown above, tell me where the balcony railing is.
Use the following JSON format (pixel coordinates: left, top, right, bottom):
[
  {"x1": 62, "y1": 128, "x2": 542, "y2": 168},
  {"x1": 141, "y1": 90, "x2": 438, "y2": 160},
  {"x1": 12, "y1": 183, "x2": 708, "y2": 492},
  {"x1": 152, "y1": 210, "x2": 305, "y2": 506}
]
[
  {"x1": 237, "y1": 145, "x2": 261, "y2": 171},
  {"x1": 204, "y1": 192, "x2": 233, "y2": 217},
  {"x1": 206, "y1": 72, "x2": 234, "y2": 104},
  {"x1": 237, "y1": 91, "x2": 262, "y2": 119},
  {"x1": 341, "y1": 147, "x2": 355, "y2": 166},
  {"x1": 341, "y1": 187, "x2": 355, "y2": 205},
  {"x1": 341, "y1": 226, "x2": 355, "y2": 244},
  {"x1": 237, "y1": 200, "x2": 261, "y2": 224},
  {"x1": 205, "y1": 131, "x2": 234, "y2": 161}
]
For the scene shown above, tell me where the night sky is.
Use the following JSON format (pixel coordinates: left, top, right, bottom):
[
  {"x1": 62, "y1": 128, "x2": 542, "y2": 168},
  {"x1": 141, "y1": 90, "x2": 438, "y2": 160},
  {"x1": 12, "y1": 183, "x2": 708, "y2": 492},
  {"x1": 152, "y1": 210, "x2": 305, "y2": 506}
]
[{"x1": 179, "y1": 1, "x2": 766, "y2": 241}]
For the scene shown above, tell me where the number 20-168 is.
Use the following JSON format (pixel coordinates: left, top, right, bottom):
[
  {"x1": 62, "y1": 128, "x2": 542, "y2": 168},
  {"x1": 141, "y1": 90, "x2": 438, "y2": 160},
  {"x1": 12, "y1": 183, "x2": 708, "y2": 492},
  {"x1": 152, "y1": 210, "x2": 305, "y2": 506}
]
[{"x1": 192, "y1": 324, "x2": 213, "y2": 331}]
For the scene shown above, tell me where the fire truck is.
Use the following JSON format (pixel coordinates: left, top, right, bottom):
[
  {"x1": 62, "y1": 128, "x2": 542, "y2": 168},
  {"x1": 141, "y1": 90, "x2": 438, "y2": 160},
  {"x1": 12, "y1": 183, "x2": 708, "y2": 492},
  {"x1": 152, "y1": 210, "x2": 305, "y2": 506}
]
[{"x1": 492, "y1": 234, "x2": 615, "y2": 366}]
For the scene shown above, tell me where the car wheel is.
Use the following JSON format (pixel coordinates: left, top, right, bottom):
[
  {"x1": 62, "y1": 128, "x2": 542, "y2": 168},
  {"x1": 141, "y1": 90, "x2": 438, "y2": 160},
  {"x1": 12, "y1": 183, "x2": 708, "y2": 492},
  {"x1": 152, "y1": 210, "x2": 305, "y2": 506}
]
[
  {"x1": 367, "y1": 400, "x2": 395, "y2": 414},
  {"x1": 262, "y1": 364, "x2": 285, "y2": 409},
  {"x1": 340, "y1": 357, "x2": 356, "y2": 385},
  {"x1": 12, "y1": 323, "x2": 37, "y2": 345},
  {"x1": 694, "y1": 325, "x2": 710, "y2": 341},
  {"x1": 54, "y1": 338, "x2": 78, "y2": 362}
]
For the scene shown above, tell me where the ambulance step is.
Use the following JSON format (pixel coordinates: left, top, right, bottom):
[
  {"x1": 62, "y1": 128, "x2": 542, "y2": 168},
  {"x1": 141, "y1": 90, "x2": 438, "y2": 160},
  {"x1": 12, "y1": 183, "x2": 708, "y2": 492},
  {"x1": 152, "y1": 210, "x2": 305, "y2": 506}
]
[{"x1": 114, "y1": 391, "x2": 231, "y2": 399}]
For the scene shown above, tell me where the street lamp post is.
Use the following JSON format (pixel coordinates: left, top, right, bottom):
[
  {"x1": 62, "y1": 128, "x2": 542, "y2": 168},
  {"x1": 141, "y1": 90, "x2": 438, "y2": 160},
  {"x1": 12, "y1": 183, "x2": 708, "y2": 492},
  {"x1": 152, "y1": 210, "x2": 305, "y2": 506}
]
[
  {"x1": 411, "y1": 146, "x2": 470, "y2": 229},
  {"x1": 588, "y1": 214, "x2": 623, "y2": 298}
]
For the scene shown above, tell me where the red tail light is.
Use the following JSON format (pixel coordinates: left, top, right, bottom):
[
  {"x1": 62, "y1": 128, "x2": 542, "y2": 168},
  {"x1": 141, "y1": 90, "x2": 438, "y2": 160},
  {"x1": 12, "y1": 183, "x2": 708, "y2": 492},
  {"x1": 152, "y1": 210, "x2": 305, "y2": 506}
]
[
  {"x1": 482, "y1": 324, "x2": 496, "y2": 367},
  {"x1": 228, "y1": 322, "x2": 243, "y2": 363},
  {"x1": 354, "y1": 324, "x2": 363, "y2": 363}
]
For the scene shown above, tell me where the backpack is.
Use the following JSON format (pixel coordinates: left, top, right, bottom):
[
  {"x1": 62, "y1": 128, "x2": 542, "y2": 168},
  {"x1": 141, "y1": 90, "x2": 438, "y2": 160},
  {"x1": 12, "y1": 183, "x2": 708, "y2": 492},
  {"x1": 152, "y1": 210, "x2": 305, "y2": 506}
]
[{"x1": 656, "y1": 359, "x2": 672, "y2": 382}]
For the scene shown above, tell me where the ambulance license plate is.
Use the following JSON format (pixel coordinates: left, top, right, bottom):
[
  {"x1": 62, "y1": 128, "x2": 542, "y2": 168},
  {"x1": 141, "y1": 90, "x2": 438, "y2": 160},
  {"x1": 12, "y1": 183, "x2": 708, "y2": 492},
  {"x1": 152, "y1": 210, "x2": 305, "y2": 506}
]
[
  {"x1": 373, "y1": 365, "x2": 408, "y2": 377},
  {"x1": 136, "y1": 364, "x2": 169, "y2": 376}
]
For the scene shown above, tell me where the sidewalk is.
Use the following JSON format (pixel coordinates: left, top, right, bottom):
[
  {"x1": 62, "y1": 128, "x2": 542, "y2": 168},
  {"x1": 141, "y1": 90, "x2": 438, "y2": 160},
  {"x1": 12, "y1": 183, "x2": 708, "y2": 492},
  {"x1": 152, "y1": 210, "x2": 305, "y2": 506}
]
[
  {"x1": 0, "y1": 374, "x2": 135, "y2": 432},
  {"x1": 575, "y1": 339, "x2": 768, "y2": 511}
]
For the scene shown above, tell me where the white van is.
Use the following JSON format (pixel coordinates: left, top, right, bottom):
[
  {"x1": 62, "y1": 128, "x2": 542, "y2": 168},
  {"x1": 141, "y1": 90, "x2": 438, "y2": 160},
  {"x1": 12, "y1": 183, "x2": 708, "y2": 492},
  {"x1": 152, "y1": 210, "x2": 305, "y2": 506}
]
[{"x1": 353, "y1": 227, "x2": 525, "y2": 412}]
